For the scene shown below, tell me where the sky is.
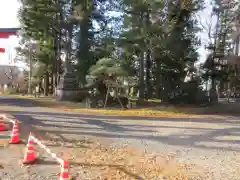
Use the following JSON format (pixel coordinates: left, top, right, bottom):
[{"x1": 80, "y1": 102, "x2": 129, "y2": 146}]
[
  {"x1": 0, "y1": 0, "x2": 20, "y2": 66},
  {"x1": 197, "y1": 0, "x2": 216, "y2": 65},
  {"x1": 0, "y1": 0, "x2": 214, "y2": 68}
]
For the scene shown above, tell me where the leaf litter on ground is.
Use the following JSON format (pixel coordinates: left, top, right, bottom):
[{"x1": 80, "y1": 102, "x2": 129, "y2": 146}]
[{"x1": 48, "y1": 139, "x2": 203, "y2": 180}]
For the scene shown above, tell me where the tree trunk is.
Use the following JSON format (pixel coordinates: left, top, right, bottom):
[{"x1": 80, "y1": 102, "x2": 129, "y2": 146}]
[
  {"x1": 52, "y1": 36, "x2": 59, "y2": 90},
  {"x1": 155, "y1": 61, "x2": 161, "y2": 99},
  {"x1": 146, "y1": 48, "x2": 152, "y2": 98},
  {"x1": 78, "y1": 12, "x2": 91, "y2": 84},
  {"x1": 139, "y1": 12, "x2": 145, "y2": 99},
  {"x1": 50, "y1": 74, "x2": 53, "y2": 95},
  {"x1": 162, "y1": 76, "x2": 169, "y2": 103},
  {"x1": 139, "y1": 51, "x2": 145, "y2": 99},
  {"x1": 39, "y1": 80, "x2": 43, "y2": 95},
  {"x1": 44, "y1": 71, "x2": 49, "y2": 96},
  {"x1": 145, "y1": 11, "x2": 152, "y2": 99}
]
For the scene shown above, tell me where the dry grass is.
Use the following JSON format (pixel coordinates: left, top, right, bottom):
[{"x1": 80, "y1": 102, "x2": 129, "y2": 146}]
[
  {"x1": 8, "y1": 95, "x2": 198, "y2": 118},
  {"x1": 8, "y1": 95, "x2": 238, "y2": 118}
]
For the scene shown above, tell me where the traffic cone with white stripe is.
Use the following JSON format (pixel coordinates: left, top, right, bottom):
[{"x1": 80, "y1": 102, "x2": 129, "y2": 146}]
[
  {"x1": 0, "y1": 114, "x2": 7, "y2": 131},
  {"x1": 0, "y1": 122, "x2": 6, "y2": 131},
  {"x1": 0, "y1": 114, "x2": 5, "y2": 120},
  {"x1": 9, "y1": 120, "x2": 21, "y2": 144},
  {"x1": 23, "y1": 133, "x2": 36, "y2": 165},
  {"x1": 60, "y1": 160, "x2": 70, "y2": 180}
]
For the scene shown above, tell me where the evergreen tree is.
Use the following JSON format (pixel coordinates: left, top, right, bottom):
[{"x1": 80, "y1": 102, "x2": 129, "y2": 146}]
[{"x1": 17, "y1": 0, "x2": 208, "y2": 105}]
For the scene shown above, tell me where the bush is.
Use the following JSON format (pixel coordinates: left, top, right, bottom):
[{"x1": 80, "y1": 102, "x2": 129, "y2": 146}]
[
  {"x1": 2, "y1": 86, "x2": 28, "y2": 95},
  {"x1": 168, "y1": 79, "x2": 209, "y2": 105},
  {"x1": 3, "y1": 87, "x2": 18, "y2": 95}
]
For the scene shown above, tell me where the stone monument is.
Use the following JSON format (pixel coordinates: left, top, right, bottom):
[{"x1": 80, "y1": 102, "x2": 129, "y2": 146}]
[
  {"x1": 56, "y1": 20, "x2": 79, "y2": 101},
  {"x1": 56, "y1": 54, "x2": 79, "y2": 101}
]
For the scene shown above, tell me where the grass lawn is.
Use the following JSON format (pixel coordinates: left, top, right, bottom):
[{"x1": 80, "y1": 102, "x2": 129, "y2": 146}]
[{"x1": 7, "y1": 95, "x2": 238, "y2": 118}]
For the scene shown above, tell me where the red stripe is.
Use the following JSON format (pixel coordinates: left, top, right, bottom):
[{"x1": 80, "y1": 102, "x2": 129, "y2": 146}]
[
  {"x1": 62, "y1": 160, "x2": 69, "y2": 168},
  {"x1": 0, "y1": 32, "x2": 16, "y2": 38},
  {"x1": 61, "y1": 171, "x2": 69, "y2": 178},
  {"x1": 0, "y1": 48, "x2": 5, "y2": 53},
  {"x1": 27, "y1": 146, "x2": 34, "y2": 150},
  {"x1": 28, "y1": 140, "x2": 34, "y2": 144}
]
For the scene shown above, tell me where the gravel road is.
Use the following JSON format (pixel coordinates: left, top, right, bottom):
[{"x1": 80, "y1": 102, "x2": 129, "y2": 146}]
[{"x1": 0, "y1": 96, "x2": 239, "y2": 180}]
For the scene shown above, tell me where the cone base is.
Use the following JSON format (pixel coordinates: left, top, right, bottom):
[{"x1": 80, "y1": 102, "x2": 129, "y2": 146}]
[
  {"x1": 0, "y1": 124, "x2": 6, "y2": 131},
  {"x1": 9, "y1": 139, "x2": 21, "y2": 144},
  {"x1": 22, "y1": 158, "x2": 37, "y2": 165}
]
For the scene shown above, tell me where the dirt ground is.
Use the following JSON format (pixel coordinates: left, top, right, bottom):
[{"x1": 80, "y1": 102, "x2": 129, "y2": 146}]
[
  {"x1": 0, "y1": 96, "x2": 240, "y2": 180},
  {"x1": 0, "y1": 126, "x2": 199, "y2": 180}
]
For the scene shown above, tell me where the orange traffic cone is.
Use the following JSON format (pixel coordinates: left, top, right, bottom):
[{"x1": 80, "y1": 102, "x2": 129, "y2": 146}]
[
  {"x1": 23, "y1": 133, "x2": 36, "y2": 165},
  {"x1": 60, "y1": 160, "x2": 70, "y2": 180},
  {"x1": 0, "y1": 122, "x2": 6, "y2": 131},
  {"x1": 9, "y1": 120, "x2": 21, "y2": 144}
]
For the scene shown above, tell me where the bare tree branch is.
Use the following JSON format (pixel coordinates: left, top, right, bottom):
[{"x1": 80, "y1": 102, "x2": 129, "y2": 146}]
[{"x1": 197, "y1": 13, "x2": 216, "y2": 47}]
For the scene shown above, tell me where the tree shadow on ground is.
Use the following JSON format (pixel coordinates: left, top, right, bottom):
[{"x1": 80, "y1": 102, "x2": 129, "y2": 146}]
[
  {"x1": 33, "y1": 159, "x2": 59, "y2": 166},
  {"x1": 9, "y1": 113, "x2": 93, "y2": 149},
  {"x1": 0, "y1": 97, "x2": 36, "y2": 107},
  {"x1": 2, "y1": 109, "x2": 239, "y2": 124},
  {"x1": 1, "y1": 110, "x2": 238, "y2": 152}
]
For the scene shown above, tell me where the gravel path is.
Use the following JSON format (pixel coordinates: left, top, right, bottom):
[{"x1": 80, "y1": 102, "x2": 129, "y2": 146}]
[{"x1": 0, "y1": 96, "x2": 239, "y2": 179}]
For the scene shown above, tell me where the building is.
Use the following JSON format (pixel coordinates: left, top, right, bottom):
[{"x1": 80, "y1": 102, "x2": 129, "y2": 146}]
[{"x1": 0, "y1": 65, "x2": 22, "y2": 90}]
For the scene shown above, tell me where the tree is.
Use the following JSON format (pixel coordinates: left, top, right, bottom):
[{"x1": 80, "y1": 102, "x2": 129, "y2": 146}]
[
  {"x1": 200, "y1": 0, "x2": 239, "y2": 102},
  {"x1": 88, "y1": 57, "x2": 128, "y2": 95},
  {"x1": 17, "y1": 0, "x2": 210, "y2": 105}
]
